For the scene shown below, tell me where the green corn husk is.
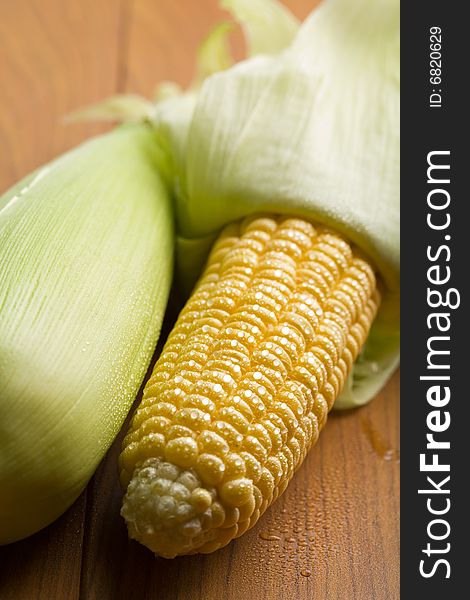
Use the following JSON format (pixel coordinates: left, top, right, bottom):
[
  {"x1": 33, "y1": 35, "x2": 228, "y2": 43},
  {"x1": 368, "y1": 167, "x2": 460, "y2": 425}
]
[{"x1": 0, "y1": 124, "x2": 173, "y2": 544}]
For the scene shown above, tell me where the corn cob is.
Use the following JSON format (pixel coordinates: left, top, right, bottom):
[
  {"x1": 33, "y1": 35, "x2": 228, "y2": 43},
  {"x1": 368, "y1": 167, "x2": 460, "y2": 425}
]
[{"x1": 119, "y1": 214, "x2": 380, "y2": 558}]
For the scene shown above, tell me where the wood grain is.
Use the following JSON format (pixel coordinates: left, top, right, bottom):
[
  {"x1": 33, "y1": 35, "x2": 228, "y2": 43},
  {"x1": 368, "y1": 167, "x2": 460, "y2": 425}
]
[
  {"x1": 0, "y1": 0, "x2": 121, "y2": 189},
  {"x1": 0, "y1": 1, "x2": 399, "y2": 599}
]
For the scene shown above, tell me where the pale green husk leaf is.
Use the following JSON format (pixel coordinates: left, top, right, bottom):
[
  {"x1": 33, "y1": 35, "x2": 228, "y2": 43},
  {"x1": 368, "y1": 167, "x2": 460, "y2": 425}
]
[
  {"x1": 0, "y1": 125, "x2": 174, "y2": 543},
  {"x1": 193, "y1": 21, "x2": 236, "y2": 85},
  {"x1": 222, "y1": 0, "x2": 299, "y2": 56},
  {"x1": 65, "y1": 94, "x2": 154, "y2": 123}
]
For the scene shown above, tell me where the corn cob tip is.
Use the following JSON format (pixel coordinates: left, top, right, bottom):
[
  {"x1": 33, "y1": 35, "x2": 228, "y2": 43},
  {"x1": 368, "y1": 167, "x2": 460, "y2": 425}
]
[{"x1": 121, "y1": 458, "x2": 232, "y2": 558}]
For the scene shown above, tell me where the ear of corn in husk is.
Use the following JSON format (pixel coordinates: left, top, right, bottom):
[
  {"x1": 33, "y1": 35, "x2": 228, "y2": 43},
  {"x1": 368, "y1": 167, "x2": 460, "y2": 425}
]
[
  {"x1": 117, "y1": 0, "x2": 398, "y2": 558},
  {"x1": 0, "y1": 124, "x2": 173, "y2": 544}
]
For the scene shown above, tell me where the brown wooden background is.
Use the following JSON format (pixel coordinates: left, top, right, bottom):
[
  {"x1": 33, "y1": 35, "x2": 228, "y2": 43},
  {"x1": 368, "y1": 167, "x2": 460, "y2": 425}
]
[{"x1": 0, "y1": 1, "x2": 400, "y2": 598}]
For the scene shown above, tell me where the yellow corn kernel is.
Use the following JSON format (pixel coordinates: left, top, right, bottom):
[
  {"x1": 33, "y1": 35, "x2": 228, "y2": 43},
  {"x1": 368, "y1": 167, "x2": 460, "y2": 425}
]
[{"x1": 119, "y1": 215, "x2": 380, "y2": 558}]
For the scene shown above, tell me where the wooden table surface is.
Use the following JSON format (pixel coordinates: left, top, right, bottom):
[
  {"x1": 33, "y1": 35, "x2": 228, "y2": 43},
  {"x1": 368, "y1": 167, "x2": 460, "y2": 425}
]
[{"x1": 0, "y1": 1, "x2": 400, "y2": 598}]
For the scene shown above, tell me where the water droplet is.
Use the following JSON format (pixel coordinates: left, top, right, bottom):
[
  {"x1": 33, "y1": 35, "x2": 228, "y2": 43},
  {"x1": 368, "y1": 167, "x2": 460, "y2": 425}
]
[{"x1": 259, "y1": 531, "x2": 281, "y2": 541}]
